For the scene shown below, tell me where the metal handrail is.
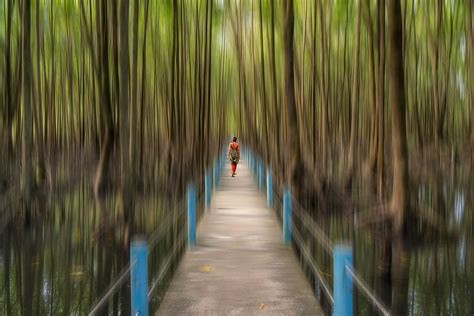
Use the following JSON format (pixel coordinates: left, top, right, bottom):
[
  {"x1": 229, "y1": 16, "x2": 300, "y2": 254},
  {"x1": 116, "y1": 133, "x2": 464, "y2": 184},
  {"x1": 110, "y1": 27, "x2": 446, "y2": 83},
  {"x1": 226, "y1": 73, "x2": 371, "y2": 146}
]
[
  {"x1": 148, "y1": 226, "x2": 187, "y2": 298},
  {"x1": 270, "y1": 187, "x2": 334, "y2": 303},
  {"x1": 271, "y1": 184, "x2": 391, "y2": 316},
  {"x1": 88, "y1": 259, "x2": 136, "y2": 316},
  {"x1": 87, "y1": 169, "x2": 213, "y2": 315},
  {"x1": 292, "y1": 225, "x2": 335, "y2": 304},
  {"x1": 88, "y1": 197, "x2": 188, "y2": 315},
  {"x1": 292, "y1": 202, "x2": 334, "y2": 256},
  {"x1": 345, "y1": 264, "x2": 391, "y2": 316}
]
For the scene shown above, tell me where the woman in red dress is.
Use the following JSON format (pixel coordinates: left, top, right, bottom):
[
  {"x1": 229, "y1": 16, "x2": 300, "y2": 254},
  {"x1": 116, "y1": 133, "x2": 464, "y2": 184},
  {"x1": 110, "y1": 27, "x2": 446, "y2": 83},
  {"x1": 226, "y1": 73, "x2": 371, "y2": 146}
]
[{"x1": 226, "y1": 136, "x2": 240, "y2": 177}]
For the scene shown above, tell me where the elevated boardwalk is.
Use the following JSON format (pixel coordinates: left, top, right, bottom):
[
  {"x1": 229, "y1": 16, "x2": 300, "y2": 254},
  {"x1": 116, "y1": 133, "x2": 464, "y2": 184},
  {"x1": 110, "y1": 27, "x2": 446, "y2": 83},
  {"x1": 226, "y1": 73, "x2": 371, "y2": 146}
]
[{"x1": 158, "y1": 162, "x2": 323, "y2": 315}]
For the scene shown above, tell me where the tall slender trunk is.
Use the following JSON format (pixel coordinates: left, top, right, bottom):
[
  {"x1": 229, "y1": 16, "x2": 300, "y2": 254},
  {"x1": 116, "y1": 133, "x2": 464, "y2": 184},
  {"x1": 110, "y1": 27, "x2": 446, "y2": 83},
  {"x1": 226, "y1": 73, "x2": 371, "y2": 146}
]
[
  {"x1": 366, "y1": 1, "x2": 379, "y2": 179},
  {"x1": 431, "y1": 0, "x2": 444, "y2": 144},
  {"x1": 119, "y1": 0, "x2": 132, "y2": 216},
  {"x1": 35, "y1": 0, "x2": 51, "y2": 189},
  {"x1": 283, "y1": 0, "x2": 302, "y2": 189},
  {"x1": 130, "y1": 0, "x2": 140, "y2": 180},
  {"x1": 5, "y1": 0, "x2": 14, "y2": 159},
  {"x1": 259, "y1": 0, "x2": 269, "y2": 161},
  {"x1": 346, "y1": 0, "x2": 362, "y2": 189},
  {"x1": 388, "y1": 0, "x2": 409, "y2": 235},
  {"x1": 376, "y1": 0, "x2": 386, "y2": 201},
  {"x1": 93, "y1": 1, "x2": 115, "y2": 197},
  {"x1": 270, "y1": 0, "x2": 280, "y2": 170},
  {"x1": 317, "y1": 0, "x2": 328, "y2": 174},
  {"x1": 22, "y1": 0, "x2": 33, "y2": 215},
  {"x1": 467, "y1": 0, "x2": 474, "y2": 141},
  {"x1": 139, "y1": 0, "x2": 150, "y2": 180}
]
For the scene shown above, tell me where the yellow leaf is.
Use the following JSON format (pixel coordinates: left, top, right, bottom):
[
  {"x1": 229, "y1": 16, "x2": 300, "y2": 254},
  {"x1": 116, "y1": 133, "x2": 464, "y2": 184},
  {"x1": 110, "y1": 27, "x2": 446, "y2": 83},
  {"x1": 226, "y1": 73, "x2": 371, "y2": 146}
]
[
  {"x1": 258, "y1": 303, "x2": 266, "y2": 310},
  {"x1": 200, "y1": 265, "x2": 213, "y2": 273}
]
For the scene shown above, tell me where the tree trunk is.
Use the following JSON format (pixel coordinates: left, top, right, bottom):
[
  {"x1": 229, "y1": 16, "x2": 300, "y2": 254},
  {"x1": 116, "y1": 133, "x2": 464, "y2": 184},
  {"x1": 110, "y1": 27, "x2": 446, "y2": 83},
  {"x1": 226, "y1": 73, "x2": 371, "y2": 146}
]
[
  {"x1": 5, "y1": 0, "x2": 14, "y2": 159},
  {"x1": 346, "y1": 0, "x2": 362, "y2": 189},
  {"x1": 283, "y1": 0, "x2": 302, "y2": 189},
  {"x1": 259, "y1": 0, "x2": 269, "y2": 162},
  {"x1": 269, "y1": 0, "x2": 280, "y2": 170},
  {"x1": 139, "y1": 0, "x2": 150, "y2": 180},
  {"x1": 467, "y1": 0, "x2": 474, "y2": 141},
  {"x1": 92, "y1": 1, "x2": 115, "y2": 197},
  {"x1": 22, "y1": 0, "x2": 34, "y2": 214},
  {"x1": 119, "y1": 0, "x2": 132, "y2": 215},
  {"x1": 431, "y1": 0, "x2": 444, "y2": 144},
  {"x1": 35, "y1": 0, "x2": 52, "y2": 189},
  {"x1": 130, "y1": 0, "x2": 140, "y2": 181},
  {"x1": 376, "y1": 0, "x2": 386, "y2": 201},
  {"x1": 388, "y1": 0, "x2": 409, "y2": 235}
]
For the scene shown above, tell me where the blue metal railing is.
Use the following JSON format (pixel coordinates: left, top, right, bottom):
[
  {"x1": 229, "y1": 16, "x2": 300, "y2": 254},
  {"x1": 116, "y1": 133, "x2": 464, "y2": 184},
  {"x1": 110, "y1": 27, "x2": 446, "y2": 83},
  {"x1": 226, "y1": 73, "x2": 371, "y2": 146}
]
[
  {"x1": 244, "y1": 147, "x2": 391, "y2": 316},
  {"x1": 88, "y1": 151, "x2": 226, "y2": 315}
]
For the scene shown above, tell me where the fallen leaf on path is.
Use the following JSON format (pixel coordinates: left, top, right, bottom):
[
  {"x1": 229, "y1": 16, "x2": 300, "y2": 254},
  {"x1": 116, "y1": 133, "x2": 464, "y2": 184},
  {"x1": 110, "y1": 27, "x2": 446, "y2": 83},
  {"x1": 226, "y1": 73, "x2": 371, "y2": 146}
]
[
  {"x1": 200, "y1": 265, "x2": 213, "y2": 273},
  {"x1": 258, "y1": 303, "x2": 266, "y2": 310}
]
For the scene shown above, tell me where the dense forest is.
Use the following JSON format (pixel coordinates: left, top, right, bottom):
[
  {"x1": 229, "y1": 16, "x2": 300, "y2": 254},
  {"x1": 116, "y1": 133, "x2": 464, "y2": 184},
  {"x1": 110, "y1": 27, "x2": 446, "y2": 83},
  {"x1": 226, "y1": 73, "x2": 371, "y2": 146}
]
[{"x1": 1, "y1": 0, "x2": 474, "y2": 314}]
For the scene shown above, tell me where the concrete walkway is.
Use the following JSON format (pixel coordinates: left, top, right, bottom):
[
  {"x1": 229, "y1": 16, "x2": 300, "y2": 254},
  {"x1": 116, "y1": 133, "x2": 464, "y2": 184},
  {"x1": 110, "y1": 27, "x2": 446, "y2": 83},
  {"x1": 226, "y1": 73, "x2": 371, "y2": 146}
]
[{"x1": 157, "y1": 161, "x2": 323, "y2": 315}]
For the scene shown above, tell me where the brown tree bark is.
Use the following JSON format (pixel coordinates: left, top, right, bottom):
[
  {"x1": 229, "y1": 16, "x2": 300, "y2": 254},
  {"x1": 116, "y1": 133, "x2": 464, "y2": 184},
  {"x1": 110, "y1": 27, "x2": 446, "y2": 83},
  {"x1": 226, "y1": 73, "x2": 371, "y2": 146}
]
[
  {"x1": 388, "y1": 0, "x2": 409, "y2": 235},
  {"x1": 376, "y1": 0, "x2": 386, "y2": 201},
  {"x1": 119, "y1": 0, "x2": 132, "y2": 213},
  {"x1": 467, "y1": 0, "x2": 474, "y2": 141},
  {"x1": 35, "y1": 0, "x2": 52, "y2": 189},
  {"x1": 90, "y1": 1, "x2": 115, "y2": 197},
  {"x1": 22, "y1": 0, "x2": 34, "y2": 212},
  {"x1": 139, "y1": 0, "x2": 150, "y2": 180},
  {"x1": 346, "y1": 0, "x2": 362, "y2": 190},
  {"x1": 130, "y1": 0, "x2": 140, "y2": 179},
  {"x1": 269, "y1": 0, "x2": 281, "y2": 170},
  {"x1": 259, "y1": 0, "x2": 269, "y2": 161},
  {"x1": 4, "y1": 0, "x2": 14, "y2": 159},
  {"x1": 430, "y1": 0, "x2": 444, "y2": 144},
  {"x1": 283, "y1": 0, "x2": 303, "y2": 188}
]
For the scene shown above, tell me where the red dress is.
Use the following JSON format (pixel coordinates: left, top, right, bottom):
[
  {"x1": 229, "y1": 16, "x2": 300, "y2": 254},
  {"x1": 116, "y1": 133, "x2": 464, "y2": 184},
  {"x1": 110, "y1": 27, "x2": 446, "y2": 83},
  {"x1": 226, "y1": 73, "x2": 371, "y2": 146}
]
[{"x1": 227, "y1": 142, "x2": 240, "y2": 176}]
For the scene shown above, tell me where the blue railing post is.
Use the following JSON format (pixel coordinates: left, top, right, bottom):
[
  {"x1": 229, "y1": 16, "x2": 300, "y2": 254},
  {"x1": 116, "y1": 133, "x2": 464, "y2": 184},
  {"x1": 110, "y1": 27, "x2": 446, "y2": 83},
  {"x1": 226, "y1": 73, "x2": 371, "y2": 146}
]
[
  {"x1": 213, "y1": 160, "x2": 218, "y2": 191},
  {"x1": 249, "y1": 152, "x2": 254, "y2": 176},
  {"x1": 130, "y1": 237, "x2": 149, "y2": 316},
  {"x1": 254, "y1": 156, "x2": 258, "y2": 178},
  {"x1": 187, "y1": 183, "x2": 196, "y2": 248},
  {"x1": 205, "y1": 169, "x2": 211, "y2": 210},
  {"x1": 258, "y1": 159, "x2": 264, "y2": 191},
  {"x1": 266, "y1": 168, "x2": 273, "y2": 207},
  {"x1": 283, "y1": 186, "x2": 292, "y2": 245},
  {"x1": 333, "y1": 245, "x2": 353, "y2": 316}
]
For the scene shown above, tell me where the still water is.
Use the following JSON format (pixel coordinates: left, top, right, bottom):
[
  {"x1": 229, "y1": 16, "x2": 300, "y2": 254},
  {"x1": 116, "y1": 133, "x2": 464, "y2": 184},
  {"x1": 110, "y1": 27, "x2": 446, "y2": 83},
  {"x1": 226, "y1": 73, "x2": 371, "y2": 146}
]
[
  {"x1": 1, "y1": 170, "x2": 473, "y2": 315},
  {"x1": 0, "y1": 180, "x2": 193, "y2": 315},
  {"x1": 289, "y1": 167, "x2": 474, "y2": 315}
]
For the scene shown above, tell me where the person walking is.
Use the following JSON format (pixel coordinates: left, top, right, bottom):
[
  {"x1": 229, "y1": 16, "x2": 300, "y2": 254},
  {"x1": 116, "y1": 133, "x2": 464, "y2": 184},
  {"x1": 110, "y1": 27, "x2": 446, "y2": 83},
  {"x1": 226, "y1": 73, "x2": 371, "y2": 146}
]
[{"x1": 227, "y1": 136, "x2": 240, "y2": 177}]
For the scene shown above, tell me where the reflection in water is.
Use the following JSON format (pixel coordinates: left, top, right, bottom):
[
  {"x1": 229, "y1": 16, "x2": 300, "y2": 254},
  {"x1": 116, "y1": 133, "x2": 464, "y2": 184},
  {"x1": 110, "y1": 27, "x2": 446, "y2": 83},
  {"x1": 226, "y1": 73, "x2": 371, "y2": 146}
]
[
  {"x1": 0, "y1": 182, "x2": 191, "y2": 315},
  {"x1": 289, "y1": 171, "x2": 474, "y2": 315},
  {"x1": 1, "y1": 172, "x2": 474, "y2": 315}
]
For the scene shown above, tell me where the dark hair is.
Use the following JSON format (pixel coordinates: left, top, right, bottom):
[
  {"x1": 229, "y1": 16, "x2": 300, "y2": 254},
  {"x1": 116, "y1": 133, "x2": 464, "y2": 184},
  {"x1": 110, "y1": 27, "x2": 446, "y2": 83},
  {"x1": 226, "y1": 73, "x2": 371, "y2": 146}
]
[{"x1": 233, "y1": 136, "x2": 237, "y2": 142}]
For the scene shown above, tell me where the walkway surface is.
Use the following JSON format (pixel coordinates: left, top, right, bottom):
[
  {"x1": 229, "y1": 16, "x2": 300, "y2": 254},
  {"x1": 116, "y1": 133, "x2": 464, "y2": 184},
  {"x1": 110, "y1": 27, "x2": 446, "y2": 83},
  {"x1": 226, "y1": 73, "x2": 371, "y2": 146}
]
[{"x1": 157, "y1": 161, "x2": 323, "y2": 315}]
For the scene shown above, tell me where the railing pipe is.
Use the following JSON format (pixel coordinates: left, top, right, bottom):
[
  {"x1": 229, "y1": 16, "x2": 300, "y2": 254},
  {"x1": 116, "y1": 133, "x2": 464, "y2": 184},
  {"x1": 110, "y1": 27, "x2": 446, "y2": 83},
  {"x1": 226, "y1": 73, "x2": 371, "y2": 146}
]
[{"x1": 345, "y1": 264, "x2": 391, "y2": 316}]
